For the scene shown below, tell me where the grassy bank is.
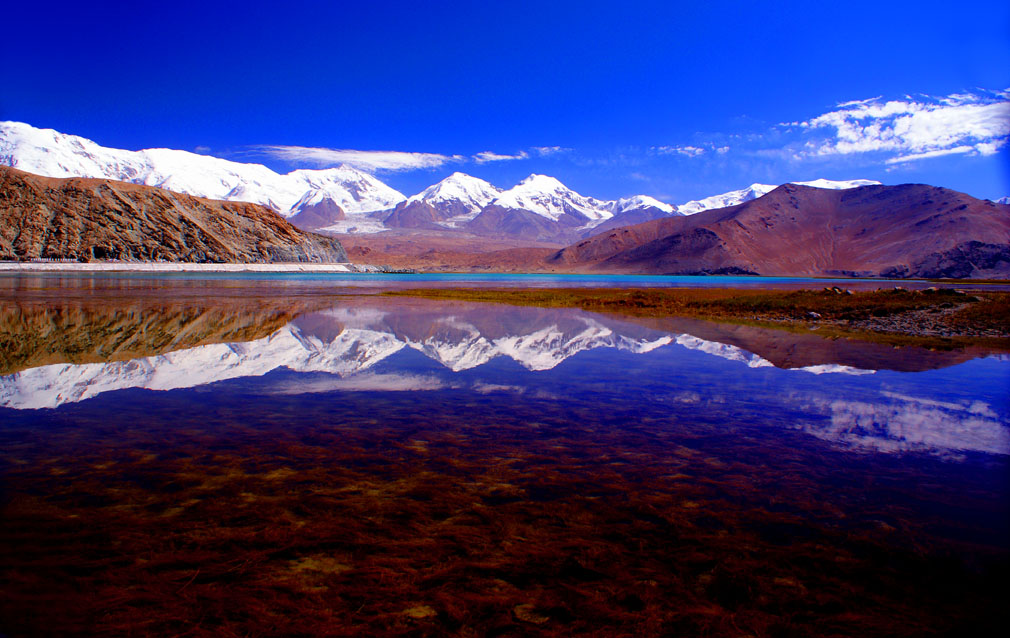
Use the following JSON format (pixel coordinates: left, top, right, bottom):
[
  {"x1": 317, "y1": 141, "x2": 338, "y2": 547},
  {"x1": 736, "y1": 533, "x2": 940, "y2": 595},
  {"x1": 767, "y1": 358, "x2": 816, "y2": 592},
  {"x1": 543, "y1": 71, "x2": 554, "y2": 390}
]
[{"x1": 383, "y1": 287, "x2": 1009, "y2": 350}]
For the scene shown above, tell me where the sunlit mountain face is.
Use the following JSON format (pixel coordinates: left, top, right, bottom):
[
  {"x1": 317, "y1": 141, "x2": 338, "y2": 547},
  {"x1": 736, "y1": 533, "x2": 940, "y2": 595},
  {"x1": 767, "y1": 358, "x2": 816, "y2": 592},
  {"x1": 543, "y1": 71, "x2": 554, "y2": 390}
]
[{"x1": 1, "y1": 280, "x2": 1007, "y2": 636}]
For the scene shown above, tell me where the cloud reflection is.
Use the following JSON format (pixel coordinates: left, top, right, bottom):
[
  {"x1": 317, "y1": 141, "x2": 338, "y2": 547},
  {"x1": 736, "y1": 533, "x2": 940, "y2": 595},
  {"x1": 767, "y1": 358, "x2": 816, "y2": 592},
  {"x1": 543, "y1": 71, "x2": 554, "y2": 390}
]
[{"x1": 801, "y1": 394, "x2": 1008, "y2": 457}]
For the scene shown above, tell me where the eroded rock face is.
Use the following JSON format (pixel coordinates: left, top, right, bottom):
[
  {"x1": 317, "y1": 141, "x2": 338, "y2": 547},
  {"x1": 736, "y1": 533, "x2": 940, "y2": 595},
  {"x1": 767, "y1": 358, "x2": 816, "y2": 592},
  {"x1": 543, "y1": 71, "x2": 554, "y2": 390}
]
[{"x1": 0, "y1": 166, "x2": 348, "y2": 263}]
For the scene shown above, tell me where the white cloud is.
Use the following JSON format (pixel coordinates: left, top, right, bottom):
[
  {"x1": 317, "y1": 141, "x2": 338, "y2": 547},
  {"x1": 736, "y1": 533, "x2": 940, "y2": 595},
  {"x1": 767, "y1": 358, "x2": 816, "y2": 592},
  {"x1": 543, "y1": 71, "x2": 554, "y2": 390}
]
[
  {"x1": 256, "y1": 145, "x2": 464, "y2": 172},
  {"x1": 800, "y1": 393, "x2": 1010, "y2": 457},
  {"x1": 795, "y1": 89, "x2": 1010, "y2": 162},
  {"x1": 270, "y1": 372, "x2": 450, "y2": 394},
  {"x1": 531, "y1": 145, "x2": 570, "y2": 156},
  {"x1": 885, "y1": 145, "x2": 975, "y2": 165},
  {"x1": 254, "y1": 143, "x2": 568, "y2": 171},
  {"x1": 654, "y1": 144, "x2": 706, "y2": 157},
  {"x1": 472, "y1": 150, "x2": 530, "y2": 163}
]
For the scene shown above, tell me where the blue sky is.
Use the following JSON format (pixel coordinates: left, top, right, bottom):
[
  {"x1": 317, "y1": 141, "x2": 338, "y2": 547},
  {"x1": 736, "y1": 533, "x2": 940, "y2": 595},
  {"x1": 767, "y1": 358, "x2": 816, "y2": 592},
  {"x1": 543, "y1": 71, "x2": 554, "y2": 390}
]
[{"x1": 4, "y1": 0, "x2": 1008, "y2": 201}]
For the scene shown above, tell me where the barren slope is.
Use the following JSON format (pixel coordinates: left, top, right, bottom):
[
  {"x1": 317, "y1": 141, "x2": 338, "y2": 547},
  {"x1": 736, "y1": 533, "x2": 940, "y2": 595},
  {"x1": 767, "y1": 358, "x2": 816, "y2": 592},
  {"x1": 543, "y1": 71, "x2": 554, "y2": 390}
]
[
  {"x1": 0, "y1": 166, "x2": 348, "y2": 263},
  {"x1": 551, "y1": 184, "x2": 1010, "y2": 278}
]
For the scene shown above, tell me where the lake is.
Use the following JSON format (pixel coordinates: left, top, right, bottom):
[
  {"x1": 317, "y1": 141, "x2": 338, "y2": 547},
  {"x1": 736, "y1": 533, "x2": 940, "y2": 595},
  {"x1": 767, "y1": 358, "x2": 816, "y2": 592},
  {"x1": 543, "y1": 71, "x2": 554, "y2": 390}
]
[{"x1": 1, "y1": 274, "x2": 1007, "y2": 636}]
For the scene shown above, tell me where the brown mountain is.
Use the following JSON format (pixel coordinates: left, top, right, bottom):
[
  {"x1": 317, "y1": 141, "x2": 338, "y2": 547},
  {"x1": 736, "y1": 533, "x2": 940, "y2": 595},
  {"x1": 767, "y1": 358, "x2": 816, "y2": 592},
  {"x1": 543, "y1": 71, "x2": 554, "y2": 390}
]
[
  {"x1": 382, "y1": 200, "x2": 452, "y2": 230},
  {"x1": 287, "y1": 195, "x2": 346, "y2": 231},
  {"x1": 0, "y1": 166, "x2": 348, "y2": 263},
  {"x1": 550, "y1": 183, "x2": 1010, "y2": 278},
  {"x1": 466, "y1": 204, "x2": 589, "y2": 243},
  {"x1": 588, "y1": 205, "x2": 679, "y2": 235}
]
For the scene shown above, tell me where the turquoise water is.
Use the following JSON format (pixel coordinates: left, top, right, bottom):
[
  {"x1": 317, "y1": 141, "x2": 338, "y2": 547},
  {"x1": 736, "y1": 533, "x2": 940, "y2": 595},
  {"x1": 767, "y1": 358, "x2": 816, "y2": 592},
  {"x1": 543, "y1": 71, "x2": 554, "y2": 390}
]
[{"x1": 1, "y1": 270, "x2": 991, "y2": 291}]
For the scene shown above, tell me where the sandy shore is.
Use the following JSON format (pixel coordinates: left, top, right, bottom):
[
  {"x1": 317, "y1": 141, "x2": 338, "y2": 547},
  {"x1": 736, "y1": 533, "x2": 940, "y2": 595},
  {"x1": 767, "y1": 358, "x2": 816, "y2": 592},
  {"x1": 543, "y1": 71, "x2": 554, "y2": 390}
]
[{"x1": 0, "y1": 262, "x2": 363, "y2": 273}]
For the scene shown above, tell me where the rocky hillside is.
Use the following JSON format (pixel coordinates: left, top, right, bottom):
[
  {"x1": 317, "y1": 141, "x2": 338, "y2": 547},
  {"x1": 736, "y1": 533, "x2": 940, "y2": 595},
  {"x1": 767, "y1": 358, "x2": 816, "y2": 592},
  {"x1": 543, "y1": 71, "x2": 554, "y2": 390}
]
[
  {"x1": 0, "y1": 166, "x2": 348, "y2": 263},
  {"x1": 550, "y1": 183, "x2": 1010, "y2": 278}
]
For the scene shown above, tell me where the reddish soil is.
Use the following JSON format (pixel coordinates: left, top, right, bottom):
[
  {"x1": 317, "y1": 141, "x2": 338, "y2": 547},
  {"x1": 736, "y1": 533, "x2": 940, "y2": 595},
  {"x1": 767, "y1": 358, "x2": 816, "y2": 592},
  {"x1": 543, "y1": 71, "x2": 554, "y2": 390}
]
[{"x1": 335, "y1": 230, "x2": 560, "y2": 271}]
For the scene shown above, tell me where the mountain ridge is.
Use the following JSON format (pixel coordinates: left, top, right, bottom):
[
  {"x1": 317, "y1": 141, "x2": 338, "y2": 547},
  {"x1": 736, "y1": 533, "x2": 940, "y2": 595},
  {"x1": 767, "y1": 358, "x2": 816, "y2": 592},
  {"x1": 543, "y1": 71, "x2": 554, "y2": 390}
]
[
  {"x1": 3, "y1": 121, "x2": 882, "y2": 243},
  {"x1": 550, "y1": 183, "x2": 1010, "y2": 278},
  {"x1": 0, "y1": 121, "x2": 406, "y2": 219}
]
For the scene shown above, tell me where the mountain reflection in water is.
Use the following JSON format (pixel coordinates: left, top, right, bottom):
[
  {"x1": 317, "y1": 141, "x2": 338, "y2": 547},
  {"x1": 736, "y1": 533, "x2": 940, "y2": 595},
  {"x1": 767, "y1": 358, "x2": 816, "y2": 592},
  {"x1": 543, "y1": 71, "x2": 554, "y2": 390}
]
[
  {"x1": 0, "y1": 286, "x2": 1008, "y2": 637},
  {"x1": 2, "y1": 297, "x2": 1007, "y2": 458}
]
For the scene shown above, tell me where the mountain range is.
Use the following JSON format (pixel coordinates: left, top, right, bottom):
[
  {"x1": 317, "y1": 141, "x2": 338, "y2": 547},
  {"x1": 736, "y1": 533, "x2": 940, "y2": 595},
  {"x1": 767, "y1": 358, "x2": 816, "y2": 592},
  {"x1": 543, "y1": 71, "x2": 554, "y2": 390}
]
[
  {"x1": 3, "y1": 120, "x2": 1008, "y2": 278},
  {"x1": 1, "y1": 121, "x2": 876, "y2": 243}
]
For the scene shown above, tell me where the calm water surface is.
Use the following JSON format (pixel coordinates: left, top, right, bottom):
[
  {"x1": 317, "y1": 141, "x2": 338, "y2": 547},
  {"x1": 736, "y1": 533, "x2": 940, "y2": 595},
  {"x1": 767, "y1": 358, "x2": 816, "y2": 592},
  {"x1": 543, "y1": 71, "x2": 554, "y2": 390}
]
[{"x1": 1, "y1": 276, "x2": 1007, "y2": 636}]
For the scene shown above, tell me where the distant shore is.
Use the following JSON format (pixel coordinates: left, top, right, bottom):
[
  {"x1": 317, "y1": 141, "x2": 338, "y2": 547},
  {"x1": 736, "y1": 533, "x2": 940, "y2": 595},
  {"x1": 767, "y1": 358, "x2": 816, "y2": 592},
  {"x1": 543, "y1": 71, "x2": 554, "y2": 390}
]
[
  {"x1": 0, "y1": 262, "x2": 366, "y2": 273},
  {"x1": 385, "y1": 286, "x2": 1010, "y2": 347}
]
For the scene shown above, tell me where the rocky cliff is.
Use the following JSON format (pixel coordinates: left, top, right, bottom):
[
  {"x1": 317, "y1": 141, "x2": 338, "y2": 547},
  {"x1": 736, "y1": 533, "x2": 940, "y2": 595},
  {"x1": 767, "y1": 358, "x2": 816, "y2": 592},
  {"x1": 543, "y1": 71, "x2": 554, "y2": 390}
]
[{"x1": 0, "y1": 166, "x2": 348, "y2": 263}]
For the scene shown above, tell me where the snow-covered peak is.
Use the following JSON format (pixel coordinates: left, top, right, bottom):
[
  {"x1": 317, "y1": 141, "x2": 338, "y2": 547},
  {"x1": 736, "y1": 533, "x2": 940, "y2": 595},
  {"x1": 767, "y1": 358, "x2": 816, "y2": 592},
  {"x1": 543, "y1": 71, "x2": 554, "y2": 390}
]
[
  {"x1": 0, "y1": 120, "x2": 405, "y2": 217},
  {"x1": 676, "y1": 183, "x2": 776, "y2": 216},
  {"x1": 676, "y1": 178, "x2": 881, "y2": 215},
  {"x1": 995, "y1": 196, "x2": 1010, "y2": 205},
  {"x1": 287, "y1": 166, "x2": 405, "y2": 214},
  {"x1": 790, "y1": 178, "x2": 880, "y2": 190},
  {"x1": 491, "y1": 174, "x2": 614, "y2": 222},
  {"x1": 407, "y1": 172, "x2": 502, "y2": 211},
  {"x1": 611, "y1": 195, "x2": 676, "y2": 214}
]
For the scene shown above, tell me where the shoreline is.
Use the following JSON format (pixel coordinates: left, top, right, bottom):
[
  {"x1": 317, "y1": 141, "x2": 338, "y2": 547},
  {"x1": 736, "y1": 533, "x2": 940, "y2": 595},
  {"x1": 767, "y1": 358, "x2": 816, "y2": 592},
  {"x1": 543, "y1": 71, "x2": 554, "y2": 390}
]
[
  {"x1": 1, "y1": 261, "x2": 1007, "y2": 284},
  {"x1": 0, "y1": 262, "x2": 363, "y2": 273}
]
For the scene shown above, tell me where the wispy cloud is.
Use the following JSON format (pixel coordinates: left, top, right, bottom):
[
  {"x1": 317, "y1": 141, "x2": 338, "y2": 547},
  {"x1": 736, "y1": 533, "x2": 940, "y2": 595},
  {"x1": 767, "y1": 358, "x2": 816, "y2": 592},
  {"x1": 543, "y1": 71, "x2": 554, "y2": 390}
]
[
  {"x1": 472, "y1": 150, "x2": 530, "y2": 163},
  {"x1": 251, "y1": 90, "x2": 1007, "y2": 177},
  {"x1": 653, "y1": 144, "x2": 706, "y2": 157},
  {"x1": 884, "y1": 145, "x2": 975, "y2": 165},
  {"x1": 255, "y1": 145, "x2": 464, "y2": 172},
  {"x1": 270, "y1": 373, "x2": 451, "y2": 394},
  {"x1": 252, "y1": 143, "x2": 570, "y2": 172},
  {"x1": 789, "y1": 89, "x2": 1010, "y2": 163},
  {"x1": 531, "y1": 145, "x2": 570, "y2": 156},
  {"x1": 651, "y1": 143, "x2": 731, "y2": 158}
]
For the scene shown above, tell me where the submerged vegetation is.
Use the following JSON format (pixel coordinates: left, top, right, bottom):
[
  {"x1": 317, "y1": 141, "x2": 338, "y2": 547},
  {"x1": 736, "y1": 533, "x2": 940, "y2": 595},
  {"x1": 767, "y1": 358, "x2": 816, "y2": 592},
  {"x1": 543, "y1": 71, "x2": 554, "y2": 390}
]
[
  {"x1": 2, "y1": 384, "x2": 1007, "y2": 637},
  {"x1": 385, "y1": 287, "x2": 1010, "y2": 349}
]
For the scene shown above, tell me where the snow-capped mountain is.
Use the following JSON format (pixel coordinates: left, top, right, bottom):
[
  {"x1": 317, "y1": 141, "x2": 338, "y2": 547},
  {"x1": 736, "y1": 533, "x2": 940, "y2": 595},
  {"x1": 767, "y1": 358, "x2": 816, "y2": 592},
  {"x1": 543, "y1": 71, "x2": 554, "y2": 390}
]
[
  {"x1": 1, "y1": 120, "x2": 885, "y2": 241},
  {"x1": 395, "y1": 175, "x2": 681, "y2": 238},
  {"x1": 488, "y1": 174, "x2": 616, "y2": 223},
  {"x1": 610, "y1": 195, "x2": 675, "y2": 215},
  {"x1": 465, "y1": 174, "x2": 626, "y2": 241},
  {"x1": 382, "y1": 172, "x2": 504, "y2": 230},
  {"x1": 409, "y1": 172, "x2": 502, "y2": 222},
  {"x1": 676, "y1": 179, "x2": 880, "y2": 216},
  {"x1": 995, "y1": 196, "x2": 1010, "y2": 205},
  {"x1": 0, "y1": 121, "x2": 406, "y2": 217}
]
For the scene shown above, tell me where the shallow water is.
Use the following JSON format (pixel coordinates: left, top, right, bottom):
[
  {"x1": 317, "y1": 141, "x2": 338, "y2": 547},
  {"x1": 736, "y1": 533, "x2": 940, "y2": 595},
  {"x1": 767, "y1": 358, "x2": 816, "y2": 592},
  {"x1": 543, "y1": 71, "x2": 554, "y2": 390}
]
[
  {"x1": 1, "y1": 278, "x2": 1008, "y2": 636},
  {"x1": 7, "y1": 270, "x2": 1010, "y2": 291}
]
